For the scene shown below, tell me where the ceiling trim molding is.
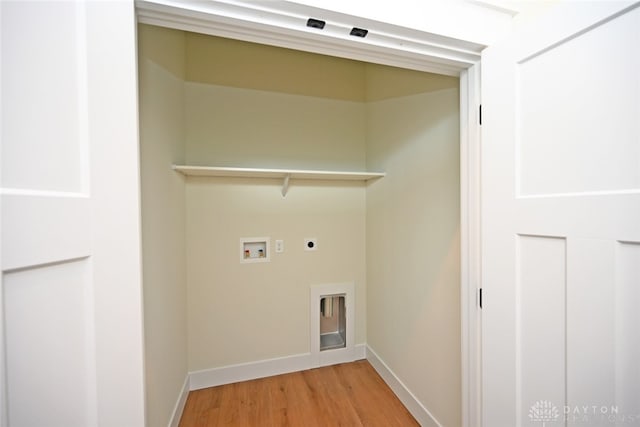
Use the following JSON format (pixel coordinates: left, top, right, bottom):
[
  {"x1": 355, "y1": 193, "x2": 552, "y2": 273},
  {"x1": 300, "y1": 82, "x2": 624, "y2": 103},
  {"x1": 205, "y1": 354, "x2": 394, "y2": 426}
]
[{"x1": 135, "y1": 0, "x2": 485, "y2": 76}]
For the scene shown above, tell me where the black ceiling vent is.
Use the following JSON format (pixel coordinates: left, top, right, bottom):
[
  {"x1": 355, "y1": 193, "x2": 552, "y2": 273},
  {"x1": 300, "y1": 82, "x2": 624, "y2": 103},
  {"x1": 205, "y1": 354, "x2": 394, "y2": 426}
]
[
  {"x1": 349, "y1": 27, "x2": 368, "y2": 38},
  {"x1": 306, "y1": 18, "x2": 326, "y2": 29}
]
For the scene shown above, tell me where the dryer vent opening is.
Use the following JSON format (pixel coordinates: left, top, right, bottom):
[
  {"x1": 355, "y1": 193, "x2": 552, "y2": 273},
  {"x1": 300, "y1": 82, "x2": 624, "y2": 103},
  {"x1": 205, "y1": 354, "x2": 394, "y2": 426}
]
[{"x1": 320, "y1": 294, "x2": 346, "y2": 351}]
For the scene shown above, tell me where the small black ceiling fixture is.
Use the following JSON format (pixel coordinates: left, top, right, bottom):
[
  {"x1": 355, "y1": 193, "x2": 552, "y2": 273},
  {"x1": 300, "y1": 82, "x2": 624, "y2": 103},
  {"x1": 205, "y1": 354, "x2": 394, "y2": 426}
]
[
  {"x1": 306, "y1": 18, "x2": 326, "y2": 29},
  {"x1": 349, "y1": 27, "x2": 368, "y2": 38}
]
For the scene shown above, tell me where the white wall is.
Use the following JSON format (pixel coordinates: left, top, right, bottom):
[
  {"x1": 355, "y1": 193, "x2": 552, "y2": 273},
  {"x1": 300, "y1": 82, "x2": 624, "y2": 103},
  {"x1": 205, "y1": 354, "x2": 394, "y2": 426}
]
[
  {"x1": 365, "y1": 78, "x2": 461, "y2": 426},
  {"x1": 138, "y1": 24, "x2": 188, "y2": 427},
  {"x1": 286, "y1": 0, "x2": 515, "y2": 46}
]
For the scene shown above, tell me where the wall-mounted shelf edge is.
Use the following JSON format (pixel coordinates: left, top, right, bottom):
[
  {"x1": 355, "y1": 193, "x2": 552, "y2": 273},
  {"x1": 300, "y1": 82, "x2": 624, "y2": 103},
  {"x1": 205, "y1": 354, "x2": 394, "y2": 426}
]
[
  {"x1": 172, "y1": 165, "x2": 385, "y2": 180},
  {"x1": 172, "y1": 165, "x2": 385, "y2": 196}
]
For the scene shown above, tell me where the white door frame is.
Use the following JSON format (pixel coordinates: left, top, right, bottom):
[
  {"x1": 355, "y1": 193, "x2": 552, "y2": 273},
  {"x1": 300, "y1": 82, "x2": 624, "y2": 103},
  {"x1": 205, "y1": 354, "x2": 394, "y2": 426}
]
[
  {"x1": 460, "y1": 63, "x2": 483, "y2": 427},
  {"x1": 135, "y1": 1, "x2": 484, "y2": 425}
]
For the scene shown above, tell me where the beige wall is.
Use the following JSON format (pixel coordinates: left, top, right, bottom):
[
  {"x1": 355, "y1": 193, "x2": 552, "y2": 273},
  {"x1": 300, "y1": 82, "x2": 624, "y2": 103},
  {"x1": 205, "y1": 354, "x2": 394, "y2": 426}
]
[
  {"x1": 365, "y1": 63, "x2": 462, "y2": 101},
  {"x1": 365, "y1": 81, "x2": 461, "y2": 426},
  {"x1": 185, "y1": 32, "x2": 366, "y2": 101},
  {"x1": 184, "y1": 83, "x2": 366, "y2": 171},
  {"x1": 183, "y1": 47, "x2": 369, "y2": 369},
  {"x1": 138, "y1": 24, "x2": 188, "y2": 427},
  {"x1": 186, "y1": 179, "x2": 366, "y2": 369}
]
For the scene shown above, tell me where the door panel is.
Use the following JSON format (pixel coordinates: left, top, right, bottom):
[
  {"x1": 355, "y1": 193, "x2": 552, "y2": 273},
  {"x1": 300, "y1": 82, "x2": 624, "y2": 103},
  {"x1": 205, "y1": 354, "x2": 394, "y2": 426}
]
[
  {"x1": 1, "y1": 1, "x2": 144, "y2": 426},
  {"x1": 615, "y1": 242, "x2": 640, "y2": 418},
  {"x1": 566, "y1": 239, "x2": 617, "y2": 419},
  {"x1": 2, "y1": 1, "x2": 89, "y2": 193},
  {"x1": 516, "y1": 6, "x2": 640, "y2": 196},
  {"x1": 1, "y1": 2, "x2": 95, "y2": 425},
  {"x1": 482, "y1": 3, "x2": 640, "y2": 426},
  {"x1": 4, "y1": 260, "x2": 96, "y2": 427},
  {"x1": 516, "y1": 235, "x2": 566, "y2": 424}
]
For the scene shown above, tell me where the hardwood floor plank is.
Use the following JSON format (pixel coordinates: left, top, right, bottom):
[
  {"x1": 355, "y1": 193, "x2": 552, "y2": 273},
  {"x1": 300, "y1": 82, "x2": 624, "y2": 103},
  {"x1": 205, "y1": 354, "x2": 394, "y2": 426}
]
[{"x1": 179, "y1": 360, "x2": 418, "y2": 427}]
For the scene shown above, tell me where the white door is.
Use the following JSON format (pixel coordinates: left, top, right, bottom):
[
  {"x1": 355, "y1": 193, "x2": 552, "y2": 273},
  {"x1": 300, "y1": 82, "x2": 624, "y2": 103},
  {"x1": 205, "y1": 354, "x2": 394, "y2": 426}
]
[
  {"x1": 482, "y1": 2, "x2": 640, "y2": 427},
  {"x1": 1, "y1": 2, "x2": 145, "y2": 426}
]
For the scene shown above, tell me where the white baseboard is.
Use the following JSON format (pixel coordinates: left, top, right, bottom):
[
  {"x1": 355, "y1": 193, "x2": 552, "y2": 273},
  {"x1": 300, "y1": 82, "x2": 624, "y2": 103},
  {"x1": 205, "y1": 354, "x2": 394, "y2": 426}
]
[
  {"x1": 189, "y1": 352, "x2": 313, "y2": 390},
  {"x1": 189, "y1": 343, "x2": 367, "y2": 391},
  {"x1": 168, "y1": 375, "x2": 190, "y2": 427},
  {"x1": 366, "y1": 345, "x2": 442, "y2": 427}
]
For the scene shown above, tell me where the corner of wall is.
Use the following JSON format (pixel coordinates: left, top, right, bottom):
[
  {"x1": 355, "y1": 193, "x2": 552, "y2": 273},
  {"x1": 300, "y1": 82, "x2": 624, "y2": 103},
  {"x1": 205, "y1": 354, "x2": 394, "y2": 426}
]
[
  {"x1": 366, "y1": 345, "x2": 442, "y2": 427},
  {"x1": 139, "y1": 24, "x2": 189, "y2": 427},
  {"x1": 168, "y1": 375, "x2": 190, "y2": 427},
  {"x1": 364, "y1": 85, "x2": 461, "y2": 427}
]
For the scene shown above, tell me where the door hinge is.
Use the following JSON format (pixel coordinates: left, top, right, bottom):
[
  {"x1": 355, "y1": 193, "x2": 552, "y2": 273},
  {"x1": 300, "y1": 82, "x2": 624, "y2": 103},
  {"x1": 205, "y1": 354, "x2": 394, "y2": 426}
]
[
  {"x1": 479, "y1": 105, "x2": 482, "y2": 125},
  {"x1": 479, "y1": 288, "x2": 483, "y2": 309}
]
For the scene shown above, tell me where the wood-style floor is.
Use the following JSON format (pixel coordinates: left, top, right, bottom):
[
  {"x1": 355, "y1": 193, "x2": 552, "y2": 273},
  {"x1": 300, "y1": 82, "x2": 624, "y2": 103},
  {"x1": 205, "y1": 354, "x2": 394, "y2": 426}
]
[{"x1": 179, "y1": 360, "x2": 419, "y2": 426}]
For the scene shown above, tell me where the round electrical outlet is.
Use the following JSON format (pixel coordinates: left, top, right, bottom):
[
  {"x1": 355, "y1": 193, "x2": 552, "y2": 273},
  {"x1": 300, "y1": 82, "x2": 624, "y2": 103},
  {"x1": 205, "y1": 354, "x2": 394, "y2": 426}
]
[{"x1": 304, "y1": 238, "x2": 318, "y2": 251}]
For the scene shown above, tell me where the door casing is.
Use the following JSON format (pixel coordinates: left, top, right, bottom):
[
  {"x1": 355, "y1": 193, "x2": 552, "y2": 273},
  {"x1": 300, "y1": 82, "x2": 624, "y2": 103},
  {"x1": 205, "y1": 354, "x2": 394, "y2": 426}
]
[{"x1": 135, "y1": 1, "x2": 486, "y2": 425}]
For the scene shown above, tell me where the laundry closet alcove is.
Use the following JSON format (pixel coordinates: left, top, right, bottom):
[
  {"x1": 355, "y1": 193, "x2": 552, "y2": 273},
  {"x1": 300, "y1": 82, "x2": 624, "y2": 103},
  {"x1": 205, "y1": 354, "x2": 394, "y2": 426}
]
[{"x1": 139, "y1": 23, "x2": 462, "y2": 427}]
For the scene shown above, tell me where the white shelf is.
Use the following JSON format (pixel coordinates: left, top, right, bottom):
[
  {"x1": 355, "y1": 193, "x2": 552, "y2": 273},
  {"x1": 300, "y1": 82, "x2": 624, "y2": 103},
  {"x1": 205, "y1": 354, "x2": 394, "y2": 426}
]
[
  {"x1": 172, "y1": 165, "x2": 385, "y2": 196},
  {"x1": 172, "y1": 165, "x2": 385, "y2": 180}
]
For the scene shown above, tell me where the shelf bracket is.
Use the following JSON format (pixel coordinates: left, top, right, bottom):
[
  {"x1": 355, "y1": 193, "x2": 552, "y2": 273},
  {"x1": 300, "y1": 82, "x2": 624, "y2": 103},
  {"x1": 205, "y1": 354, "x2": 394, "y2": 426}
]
[{"x1": 282, "y1": 173, "x2": 291, "y2": 197}]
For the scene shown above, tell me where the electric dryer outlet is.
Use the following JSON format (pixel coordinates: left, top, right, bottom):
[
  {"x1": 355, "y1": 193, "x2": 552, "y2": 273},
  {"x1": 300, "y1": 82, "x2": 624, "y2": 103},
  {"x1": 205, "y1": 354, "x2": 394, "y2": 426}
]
[{"x1": 304, "y1": 238, "x2": 318, "y2": 251}]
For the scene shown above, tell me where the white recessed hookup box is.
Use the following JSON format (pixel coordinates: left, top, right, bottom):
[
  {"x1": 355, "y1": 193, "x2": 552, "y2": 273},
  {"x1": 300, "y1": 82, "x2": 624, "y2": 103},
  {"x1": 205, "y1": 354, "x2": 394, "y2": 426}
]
[{"x1": 240, "y1": 237, "x2": 270, "y2": 263}]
